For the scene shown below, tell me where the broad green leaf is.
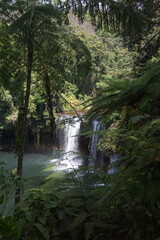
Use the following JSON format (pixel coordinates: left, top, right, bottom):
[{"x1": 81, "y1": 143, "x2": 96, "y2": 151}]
[{"x1": 34, "y1": 223, "x2": 49, "y2": 240}]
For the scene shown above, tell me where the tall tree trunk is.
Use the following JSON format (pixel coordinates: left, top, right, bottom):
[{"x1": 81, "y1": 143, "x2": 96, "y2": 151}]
[
  {"x1": 15, "y1": 36, "x2": 33, "y2": 204},
  {"x1": 43, "y1": 72, "x2": 56, "y2": 145},
  {"x1": 55, "y1": 94, "x2": 64, "y2": 113}
]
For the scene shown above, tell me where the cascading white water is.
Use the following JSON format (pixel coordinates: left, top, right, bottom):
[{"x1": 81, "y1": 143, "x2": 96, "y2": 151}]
[
  {"x1": 90, "y1": 120, "x2": 101, "y2": 160},
  {"x1": 64, "y1": 117, "x2": 81, "y2": 153},
  {"x1": 51, "y1": 116, "x2": 83, "y2": 171},
  {"x1": 90, "y1": 120, "x2": 105, "y2": 164},
  {"x1": 90, "y1": 120, "x2": 119, "y2": 171}
]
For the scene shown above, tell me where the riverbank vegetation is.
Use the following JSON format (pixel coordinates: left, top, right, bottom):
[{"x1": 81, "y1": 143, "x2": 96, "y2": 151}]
[{"x1": 0, "y1": 0, "x2": 160, "y2": 239}]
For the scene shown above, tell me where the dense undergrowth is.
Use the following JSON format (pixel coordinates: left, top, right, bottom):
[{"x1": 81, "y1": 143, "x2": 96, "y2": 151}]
[
  {"x1": 0, "y1": 154, "x2": 159, "y2": 240},
  {"x1": 85, "y1": 61, "x2": 160, "y2": 240}
]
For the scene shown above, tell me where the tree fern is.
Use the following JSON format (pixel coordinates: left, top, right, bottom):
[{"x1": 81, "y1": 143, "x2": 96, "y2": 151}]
[{"x1": 86, "y1": 62, "x2": 160, "y2": 121}]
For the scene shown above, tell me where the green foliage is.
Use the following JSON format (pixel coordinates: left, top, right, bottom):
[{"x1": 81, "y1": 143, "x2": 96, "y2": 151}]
[
  {"x1": 0, "y1": 158, "x2": 158, "y2": 240},
  {"x1": 59, "y1": 82, "x2": 90, "y2": 112},
  {"x1": 87, "y1": 62, "x2": 160, "y2": 121},
  {"x1": 84, "y1": 60, "x2": 160, "y2": 239},
  {"x1": 64, "y1": 0, "x2": 160, "y2": 64},
  {"x1": 0, "y1": 163, "x2": 20, "y2": 217},
  {"x1": 7, "y1": 168, "x2": 106, "y2": 240},
  {"x1": 0, "y1": 88, "x2": 16, "y2": 128},
  {"x1": 0, "y1": 216, "x2": 19, "y2": 239},
  {"x1": 70, "y1": 21, "x2": 134, "y2": 93},
  {"x1": 0, "y1": 1, "x2": 160, "y2": 240}
]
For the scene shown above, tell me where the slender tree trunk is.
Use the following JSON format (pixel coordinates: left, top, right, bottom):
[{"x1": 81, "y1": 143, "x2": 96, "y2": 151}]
[
  {"x1": 15, "y1": 36, "x2": 33, "y2": 204},
  {"x1": 37, "y1": 130, "x2": 40, "y2": 149},
  {"x1": 55, "y1": 94, "x2": 64, "y2": 113},
  {"x1": 43, "y1": 72, "x2": 56, "y2": 145}
]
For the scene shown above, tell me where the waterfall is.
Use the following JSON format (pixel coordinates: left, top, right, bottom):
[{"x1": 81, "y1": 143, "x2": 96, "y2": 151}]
[
  {"x1": 90, "y1": 120, "x2": 101, "y2": 160},
  {"x1": 90, "y1": 120, "x2": 119, "y2": 171},
  {"x1": 64, "y1": 117, "x2": 80, "y2": 153},
  {"x1": 51, "y1": 116, "x2": 82, "y2": 171},
  {"x1": 90, "y1": 120, "x2": 105, "y2": 165}
]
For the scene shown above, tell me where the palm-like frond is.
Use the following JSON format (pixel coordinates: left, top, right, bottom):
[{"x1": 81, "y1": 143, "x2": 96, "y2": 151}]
[
  {"x1": 86, "y1": 62, "x2": 160, "y2": 120},
  {"x1": 8, "y1": 5, "x2": 65, "y2": 33}
]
